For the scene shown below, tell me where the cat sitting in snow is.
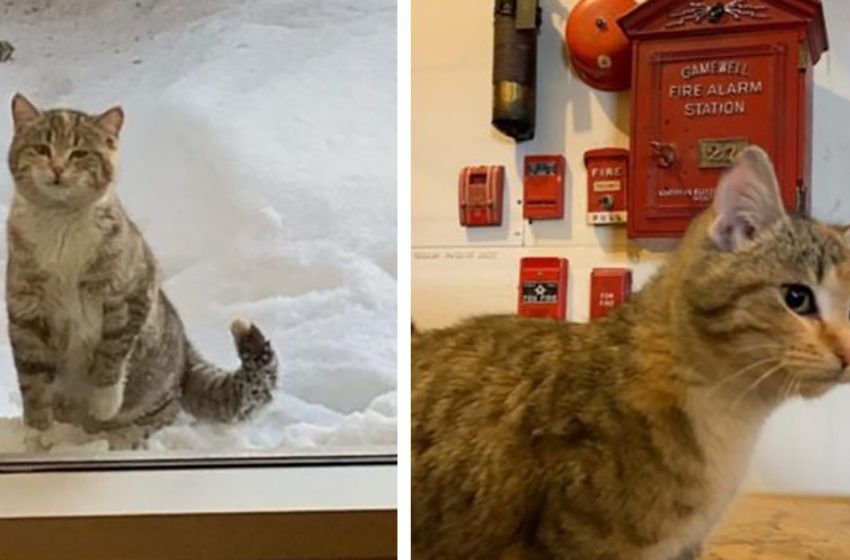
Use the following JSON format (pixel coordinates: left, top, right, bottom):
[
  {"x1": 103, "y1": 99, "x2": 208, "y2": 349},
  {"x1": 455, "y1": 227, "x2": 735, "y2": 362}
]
[{"x1": 5, "y1": 93, "x2": 279, "y2": 449}]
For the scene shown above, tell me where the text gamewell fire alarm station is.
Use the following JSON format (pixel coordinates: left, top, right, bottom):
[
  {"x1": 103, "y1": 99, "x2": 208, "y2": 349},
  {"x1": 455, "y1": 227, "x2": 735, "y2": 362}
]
[{"x1": 618, "y1": 0, "x2": 828, "y2": 238}]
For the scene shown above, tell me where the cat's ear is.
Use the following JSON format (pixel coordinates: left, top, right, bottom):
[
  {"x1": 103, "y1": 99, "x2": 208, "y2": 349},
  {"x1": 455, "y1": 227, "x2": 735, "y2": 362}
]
[
  {"x1": 709, "y1": 146, "x2": 787, "y2": 251},
  {"x1": 95, "y1": 106, "x2": 124, "y2": 137},
  {"x1": 11, "y1": 93, "x2": 40, "y2": 129}
]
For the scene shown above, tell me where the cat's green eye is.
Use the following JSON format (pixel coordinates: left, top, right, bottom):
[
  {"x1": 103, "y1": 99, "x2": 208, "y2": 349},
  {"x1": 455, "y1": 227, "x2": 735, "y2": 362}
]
[
  {"x1": 69, "y1": 150, "x2": 89, "y2": 160},
  {"x1": 32, "y1": 144, "x2": 51, "y2": 157},
  {"x1": 781, "y1": 284, "x2": 817, "y2": 316}
]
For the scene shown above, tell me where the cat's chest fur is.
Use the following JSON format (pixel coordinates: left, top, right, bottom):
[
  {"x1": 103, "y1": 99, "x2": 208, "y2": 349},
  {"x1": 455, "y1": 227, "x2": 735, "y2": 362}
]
[
  {"x1": 643, "y1": 390, "x2": 766, "y2": 560},
  {"x1": 29, "y1": 212, "x2": 101, "y2": 280},
  {"x1": 17, "y1": 206, "x2": 108, "y2": 392}
]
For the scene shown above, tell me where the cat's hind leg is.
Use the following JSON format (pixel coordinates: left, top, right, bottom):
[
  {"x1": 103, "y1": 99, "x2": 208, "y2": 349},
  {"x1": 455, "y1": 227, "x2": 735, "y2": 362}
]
[{"x1": 88, "y1": 290, "x2": 152, "y2": 421}]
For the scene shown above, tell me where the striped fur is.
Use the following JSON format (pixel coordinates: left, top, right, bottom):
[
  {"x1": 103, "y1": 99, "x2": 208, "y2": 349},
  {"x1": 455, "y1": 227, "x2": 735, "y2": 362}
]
[
  {"x1": 412, "y1": 147, "x2": 850, "y2": 559},
  {"x1": 6, "y1": 93, "x2": 278, "y2": 449}
]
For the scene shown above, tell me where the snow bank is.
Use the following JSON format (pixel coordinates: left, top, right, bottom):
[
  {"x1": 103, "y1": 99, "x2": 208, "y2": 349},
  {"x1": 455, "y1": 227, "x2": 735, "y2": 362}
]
[{"x1": 0, "y1": 0, "x2": 397, "y2": 456}]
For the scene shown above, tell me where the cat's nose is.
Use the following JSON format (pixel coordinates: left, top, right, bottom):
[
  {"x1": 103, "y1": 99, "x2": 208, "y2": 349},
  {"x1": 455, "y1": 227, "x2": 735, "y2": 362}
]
[{"x1": 50, "y1": 164, "x2": 64, "y2": 182}]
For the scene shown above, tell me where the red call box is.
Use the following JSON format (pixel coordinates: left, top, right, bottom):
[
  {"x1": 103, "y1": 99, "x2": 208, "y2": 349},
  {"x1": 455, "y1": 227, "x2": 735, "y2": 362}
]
[
  {"x1": 517, "y1": 257, "x2": 568, "y2": 320},
  {"x1": 590, "y1": 268, "x2": 632, "y2": 320},
  {"x1": 523, "y1": 154, "x2": 566, "y2": 221},
  {"x1": 618, "y1": 0, "x2": 828, "y2": 238},
  {"x1": 585, "y1": 148, "x2": 629, "y2": 225},
  {"x1": 458, "y1": 165, "x2": 505, "y2": 227}
]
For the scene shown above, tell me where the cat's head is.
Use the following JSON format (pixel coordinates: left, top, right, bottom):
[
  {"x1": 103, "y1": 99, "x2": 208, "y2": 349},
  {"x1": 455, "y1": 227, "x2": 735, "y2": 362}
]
[
  {"x1": 677, "y1": 146, "x2": 850, "y2": 402},
  {"x1": 7, "y1": 93, "x2": 123, "y2": 210}
]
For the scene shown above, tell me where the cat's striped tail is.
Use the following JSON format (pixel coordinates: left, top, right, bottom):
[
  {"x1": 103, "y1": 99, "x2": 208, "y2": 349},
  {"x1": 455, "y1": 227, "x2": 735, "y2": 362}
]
[{"x1": 180, "y1": 318, "x2": 279, "y2": 422}]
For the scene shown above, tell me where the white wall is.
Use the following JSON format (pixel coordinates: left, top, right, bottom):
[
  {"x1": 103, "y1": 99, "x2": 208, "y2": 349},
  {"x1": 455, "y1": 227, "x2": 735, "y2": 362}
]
[{"x1": 412, "y1": 0, "x2": 850, "y2": 494}]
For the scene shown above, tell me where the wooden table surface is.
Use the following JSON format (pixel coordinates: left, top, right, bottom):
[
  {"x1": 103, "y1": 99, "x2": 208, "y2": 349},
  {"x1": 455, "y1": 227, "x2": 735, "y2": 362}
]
[{"x1": 704, "y1": 494, "x2": 850, "y2": 560}]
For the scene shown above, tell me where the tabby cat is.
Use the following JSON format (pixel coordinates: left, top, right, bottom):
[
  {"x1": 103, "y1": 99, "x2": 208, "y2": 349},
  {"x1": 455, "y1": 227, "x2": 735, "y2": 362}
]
[
  {"x1": 6, "y1": 93, "x2": 279, "y2": 449},
  {"x1": 412, "y1": 146, "x2": 850, "y2": 559}
]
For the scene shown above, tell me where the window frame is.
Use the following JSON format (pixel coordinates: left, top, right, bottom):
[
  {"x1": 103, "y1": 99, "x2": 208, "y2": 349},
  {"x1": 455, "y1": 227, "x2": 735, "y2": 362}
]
[{"x1": 0, "y1": 457, "x2": 397, "y2": 558}]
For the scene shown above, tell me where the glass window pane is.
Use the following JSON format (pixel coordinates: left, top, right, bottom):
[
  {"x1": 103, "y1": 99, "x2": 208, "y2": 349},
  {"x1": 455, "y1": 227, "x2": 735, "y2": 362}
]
[{"x1": 0, "y1": 0, "x2": 397, "y2": 463}]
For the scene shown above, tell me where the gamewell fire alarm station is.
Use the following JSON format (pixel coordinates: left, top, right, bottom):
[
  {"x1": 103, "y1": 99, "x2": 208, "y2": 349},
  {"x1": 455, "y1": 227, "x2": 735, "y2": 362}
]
[{"x1": 619, "y1": 0, "x2": 828, "y2": 238}]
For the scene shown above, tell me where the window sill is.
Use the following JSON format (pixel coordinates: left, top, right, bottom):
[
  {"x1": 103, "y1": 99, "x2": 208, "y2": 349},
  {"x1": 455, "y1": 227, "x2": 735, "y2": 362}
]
[{"x1": 0, "y1": 463, "x2": 397, "y2": 559}]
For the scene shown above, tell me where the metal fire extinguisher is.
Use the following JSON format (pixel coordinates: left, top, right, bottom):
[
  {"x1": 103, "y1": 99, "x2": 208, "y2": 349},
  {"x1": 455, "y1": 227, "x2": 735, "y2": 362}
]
[{"x1": 492, "y1": 0, "x2": 541, "y2": 142}]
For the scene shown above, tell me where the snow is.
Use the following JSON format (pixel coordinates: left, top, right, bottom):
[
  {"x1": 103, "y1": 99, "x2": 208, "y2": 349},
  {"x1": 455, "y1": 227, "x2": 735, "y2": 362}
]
[{"x1": 0, "y1": 0, "x2": 397, "y2": 457}]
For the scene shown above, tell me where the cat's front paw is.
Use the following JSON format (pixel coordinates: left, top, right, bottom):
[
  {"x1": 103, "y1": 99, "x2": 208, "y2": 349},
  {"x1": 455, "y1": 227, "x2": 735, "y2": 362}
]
[
  {"x1": 88, "y1": 383, "x2": 125, "y2": 421},
  {"x1": 23, "y1": 405, "x2": 54, "y2": 432},
  {"x1": 23, "y1": 426, "x2": 53, "y2": 452}
]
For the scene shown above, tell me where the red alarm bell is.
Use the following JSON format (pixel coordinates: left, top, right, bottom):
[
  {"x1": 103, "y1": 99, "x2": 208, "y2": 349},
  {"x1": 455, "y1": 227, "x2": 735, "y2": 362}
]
[{"x1": 565, "y1": 0, "x2": 636, "y2": 92}]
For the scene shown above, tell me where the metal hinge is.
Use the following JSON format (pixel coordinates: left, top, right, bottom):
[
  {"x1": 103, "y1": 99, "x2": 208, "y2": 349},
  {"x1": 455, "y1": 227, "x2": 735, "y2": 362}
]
[
  {"x1": 796, "y1": 183, "x2": 807, "y2": 213},
  {"x1": 799, "y1": 43, "x2": 809, "y2": 70}
]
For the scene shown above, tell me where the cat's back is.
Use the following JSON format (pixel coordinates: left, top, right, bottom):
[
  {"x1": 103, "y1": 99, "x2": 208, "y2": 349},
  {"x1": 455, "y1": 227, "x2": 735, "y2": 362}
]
[
  {"x1": 412, "y1": 313, "x2": 585, "y2": 467},
  {"x1": 412, "y1": 314, "x2": 631, "y2": 558},
  {"x1": 413, "y1": 313, "x2": 581, "y2": 365},
  {"x1": 413, "y1": 314, "x2": 576, "y2": 409},
  {"x1": 413, "y1": 312, "x2": 630, "y2": 407}
]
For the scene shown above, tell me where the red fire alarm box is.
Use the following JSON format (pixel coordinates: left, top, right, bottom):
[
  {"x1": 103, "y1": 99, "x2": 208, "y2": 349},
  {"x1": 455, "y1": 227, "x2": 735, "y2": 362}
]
[
  {"x1": 523, "y1": 154, "x2": 566, "y2": 221},
  {"x1": 585, "y1": 148, "x2": 629, "y2": 225},
  {"x1": 590, "y1": 267, "x2": 632, "y2": 319},
  {"x1": 618, "y1": 0, "x2": 828, "y2": 238},
  {"x1": 517, "y1": 257, "x2": 568, "y2": 320},
  {"x1": 458, "y1": 165, "x2": 505, "y2": 227}
]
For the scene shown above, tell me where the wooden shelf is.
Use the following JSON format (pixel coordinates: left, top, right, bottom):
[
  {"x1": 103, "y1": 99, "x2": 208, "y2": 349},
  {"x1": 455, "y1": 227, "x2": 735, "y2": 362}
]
[{"x1": 706, "y1": 494, "x2": 850, "y2": 559}]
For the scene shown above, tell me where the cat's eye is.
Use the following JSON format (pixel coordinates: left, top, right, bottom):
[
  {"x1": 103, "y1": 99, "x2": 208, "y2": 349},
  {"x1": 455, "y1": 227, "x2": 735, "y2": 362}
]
[
  {"x1": 32, "y1": 144, "x2": 51, "y2": 157},
  {"x1": 69, "y1": 149, "x2": 89, "y2": 160},
  {"x1": 781, "y1": 284, "x2": 817, "y2": 316}
]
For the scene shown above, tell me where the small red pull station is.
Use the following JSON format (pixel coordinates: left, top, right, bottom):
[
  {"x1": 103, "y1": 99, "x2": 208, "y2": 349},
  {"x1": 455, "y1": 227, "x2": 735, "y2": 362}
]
[
  {"x1": 590, "y1": 267, "x2": 632, "y2": 320},
  {"x1": 585, "y1": 148, "x2": 629, "y2": 225},
  {"x1": 517, "y1": 257, "x2": 568, "y2": 320},
  {"x1": 523, "y1": 154, "x2": 566, "y2": 221},
  {"x1": 458, "y1": 165, "x2": 505, "y2": 227}
]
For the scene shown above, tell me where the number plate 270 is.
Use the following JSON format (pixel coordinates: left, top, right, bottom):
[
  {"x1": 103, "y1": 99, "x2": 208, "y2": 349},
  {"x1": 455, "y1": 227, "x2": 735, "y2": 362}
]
[{"x1": 698, "y1": 138, "x2": 749, "y2": 169}]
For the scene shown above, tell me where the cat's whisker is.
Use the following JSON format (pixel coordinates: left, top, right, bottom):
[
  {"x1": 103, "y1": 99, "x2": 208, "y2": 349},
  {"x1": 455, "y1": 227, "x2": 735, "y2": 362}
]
[
  {"x1": 782, "y1": 372, "x2": 793, "y2": 400},
  {"x1": 782, "y1": 373, "x2": 799, "y2": 401},
  {"x1": 780, "y1": 371, "x2": 797, "y2": 401},
  {"x1": 707, "y1": 357, "x2": 782, "y2": 395},
  {"x1": 729, "y1": 363, "x2": 785, "y2": 408},
  {"x1": 731, "y1": 343, "x2": 783, "y2": 356},
  {"x1": 791, "y1": 376, "x2": 802, "y2": 399}
]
